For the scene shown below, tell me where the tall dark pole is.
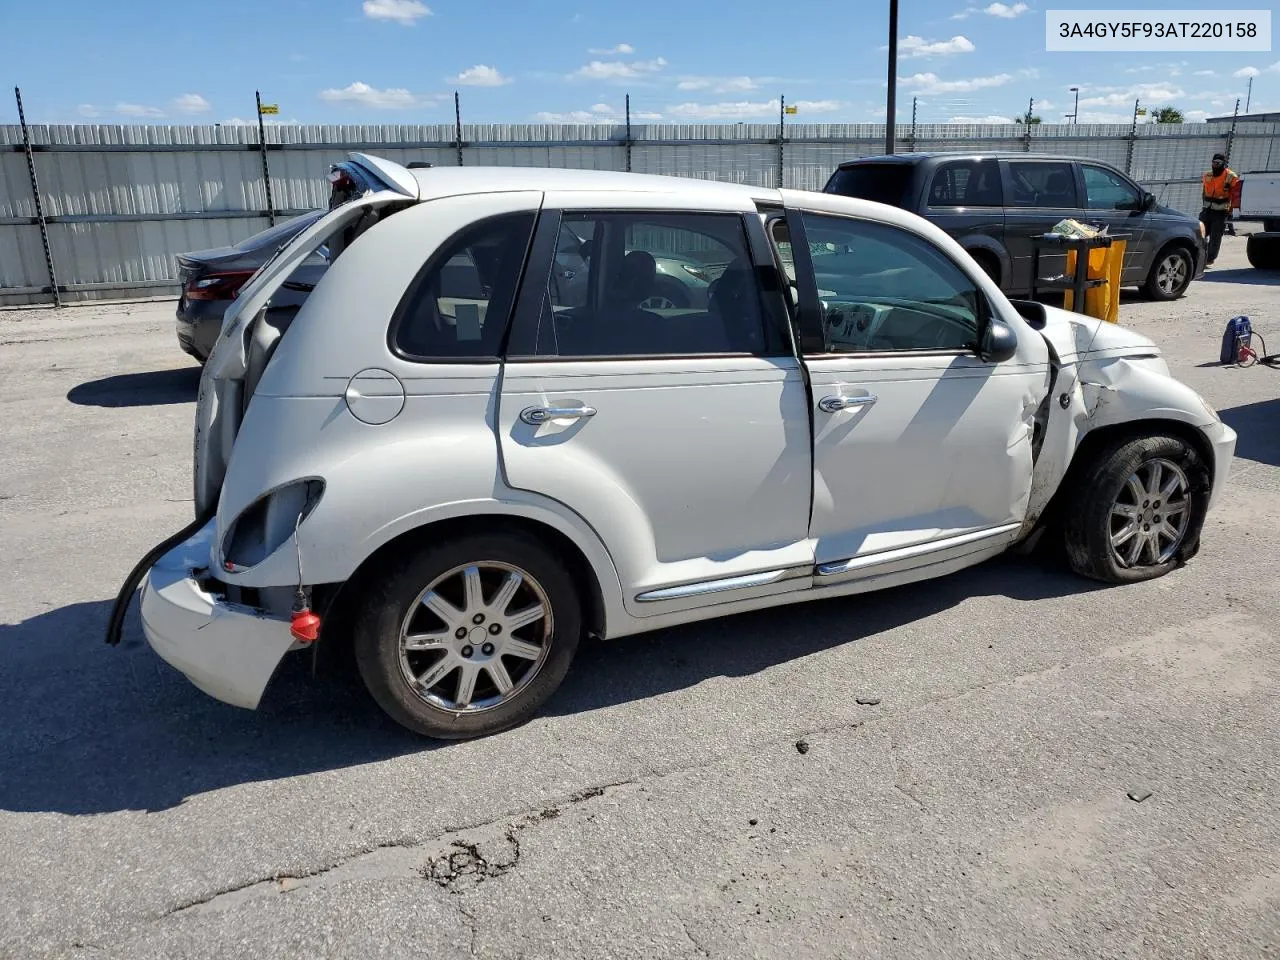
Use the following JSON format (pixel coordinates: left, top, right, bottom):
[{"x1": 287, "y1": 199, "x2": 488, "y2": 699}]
[
  {"x1": 255, "y1": 90, "x2": 275, "y2": 226},
  {"x1": 885, "y1": 0, "x2": 898, "y2": 154},
  {"x1": 1071, "y1": 86, "x2": 1079, "y2": 124},
  {"x1": 15, "y1": 86, "x2": 60, "y2": 307}
]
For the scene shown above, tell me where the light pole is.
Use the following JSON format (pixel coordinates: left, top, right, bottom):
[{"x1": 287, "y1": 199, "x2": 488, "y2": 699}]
[
  {"x1": 1069, "y1": 86, "x2": 1079, "y2": 123},
  {"x1": 885, "y1": 0, "x2": 898, "y2": 154}
]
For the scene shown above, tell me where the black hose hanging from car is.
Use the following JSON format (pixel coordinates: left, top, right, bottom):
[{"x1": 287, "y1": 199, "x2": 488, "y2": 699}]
[{"x1": 104, "y1": 507, "x2": 217, "y2": 646}]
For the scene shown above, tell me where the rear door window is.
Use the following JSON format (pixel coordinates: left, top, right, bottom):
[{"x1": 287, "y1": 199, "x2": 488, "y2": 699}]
[
  {"x1": 1007, "y1": 161, "x2": 1079, "y2": 208},
  {"x1": 927, "y1": 159, "x2": 1002, "y2": 207},
  {"x1": 824, "y1": 164, "x2": 916, "y2": 208}
]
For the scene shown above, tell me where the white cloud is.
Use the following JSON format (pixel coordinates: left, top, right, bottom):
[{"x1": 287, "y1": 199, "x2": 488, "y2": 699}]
[
  {"x1": 1184, "y1": 110, "x2": 1211, "y2": 122},
  {"x1": 897, "y1": 34, "x2": 975, "y2": 58},
  {"x1": 1234, "y1": 66, "x2": 1260, "y2": 79},
  {"x1": 1194, "y1": 69, "x2": 1216, "y2": 77},
  {"x1": 572, "y1": 57, "x2": 667, "y2": 81},
  {"x1": 984, "y1": 2, "x2": 1028, "y2": 17},
  {"x1": 950, "y1": 114, "x2": 1015, "y2": 123},
  {"x1": 1269, "y1": 61, "x2": 1280, "y2": 73},
  {"x1": 76, "y1": 104, "x2": 100, "y2": 118},
  {"x1": 318, "y1": 81, "x2": 437, "y2": 109},
  {"x1": 899, "y1": 72, "x2": 1013, "y2": 94},
  {"x1": 173, "y1": 93, "x2": 211, "y2": 114},
  {"x1": 1077, "y1": 82, "x2": 1184, "y2": 109},
  {"x1": 677, "y1": 75, "x2": 760, "y2": 93},
  {"x1": 1036, "y1": 99, "x2": 1054, "y2": 110},
  {"x1": 115, "y1": 102, "x2": 165, "y2": 118},
  {"x1": 666, "y1": 98, "x2": 840, "y2": 119},
  {"x1": 534, "y1": 103, "x2": 663, "y2": 122},
  {"x1": 362, "y1": 0, "x2": 431, "y2": 25},
  {"x1": 588, "y1": 43, "x2": 634, "y2": 55},
  {"x1": 450, "y1": 64, "x2": 510, "y2": 86}
]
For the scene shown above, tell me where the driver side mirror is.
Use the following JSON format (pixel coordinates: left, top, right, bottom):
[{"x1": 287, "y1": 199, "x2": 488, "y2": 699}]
[
  {"x1": 1141, "y1": 191, "x2": 1157, "y2": 211},
  {"x1": 977, "y1": 318, "x2": 1018, "y2": 363}
]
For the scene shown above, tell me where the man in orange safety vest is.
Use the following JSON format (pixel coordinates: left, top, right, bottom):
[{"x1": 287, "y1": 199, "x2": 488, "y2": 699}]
[{"x1": 1200, "y1": 152, "x2": 1238, "y2": 266}]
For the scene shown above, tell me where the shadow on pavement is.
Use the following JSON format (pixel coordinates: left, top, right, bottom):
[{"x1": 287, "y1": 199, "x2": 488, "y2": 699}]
[
  {"x1": 1199, "y1": 268, "x2": 1280, "y2": 287},
  {"x1": 0, "y1": 556, "x2": 1102, "y2": 816},
  {"x1": 67, "y1": 367, "x2": 201, "y2": 408},
  {"x1": 1219, "y1": 397, "x2": 1280, "y2": 467}
]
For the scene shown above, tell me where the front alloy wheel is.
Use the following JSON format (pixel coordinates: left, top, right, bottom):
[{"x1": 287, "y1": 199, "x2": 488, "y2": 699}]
[{"x1": 1108, "y1": 459, "x2": 1191, "y2": 568}]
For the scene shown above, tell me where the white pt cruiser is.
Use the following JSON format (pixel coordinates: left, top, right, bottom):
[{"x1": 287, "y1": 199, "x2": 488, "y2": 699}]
[{"x1": 108, "y1": 154, "x2": 1237, "y2": 740}]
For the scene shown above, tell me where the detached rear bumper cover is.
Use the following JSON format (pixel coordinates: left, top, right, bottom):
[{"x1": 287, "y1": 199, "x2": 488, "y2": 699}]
[{"x1": 140, "y1": 519, "x2": 298, "y2": 709}]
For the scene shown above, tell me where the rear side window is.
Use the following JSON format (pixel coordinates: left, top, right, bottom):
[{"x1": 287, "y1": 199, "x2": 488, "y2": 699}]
[
  {"x1": 824, "y1": 164, "x2": 916, "y2": 208},
  {"x1": 517, "y1": 212, "x2": 780, "y2": 358},
  {"x1": 927, "y1": 159, "x2": 1002, "y2": 207},
  {"x1": 392, "y1": 212, "x2": 536, "y2": 360},
  {"x1": 1007, "y1": 161, "x2": 1079, "y2": 208}
]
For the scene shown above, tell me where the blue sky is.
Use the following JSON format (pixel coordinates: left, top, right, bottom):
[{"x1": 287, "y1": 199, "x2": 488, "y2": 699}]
[{"x1": 2, "y1": 0, "x2": 1275, "y2": 124}]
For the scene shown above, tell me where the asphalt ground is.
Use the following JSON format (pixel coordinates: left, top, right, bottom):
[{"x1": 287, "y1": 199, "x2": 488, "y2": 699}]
[{"x1": 2, "y1": 236, "x2": 1277, "y2": 959}]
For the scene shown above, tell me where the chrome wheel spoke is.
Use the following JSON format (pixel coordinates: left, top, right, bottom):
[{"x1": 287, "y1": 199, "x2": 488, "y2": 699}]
[
  {"x1": 1111, "y1": 521, "x2": 1139, "y2": 548},
  {"x1": 504, "y1": 637, "x2": 543, "y2": 660},
  {"x1": 487, "y1": 660, "x2": 514, "y2": 695},
  {"x1": 1125, "y1": 531, "x2": 1144, "y2": 566},
  {"x1": 1159, "y1": 520, "x2": 1182, "y2": 542},
  {"x1": 1163, "y1": 497, "x2": 1189, "y2": 517},
  {"x1": 1125, "y1": 475, "x2": 1145, "y2": 505},
  {"x1": 489, "y1": 571, "x2": 523, "y2": 615},
  {"x1": 504, "y1": 603, "x2": 546, "y2": 632},
  {"x1": 416, "y1": 655, "x2": 457, "y2": 690},
  {"x1": 404, "y1": 632, "x2": 450, "y2": 651},
  {"x1": 1112, "y1": 503, "x2": 1141, "y2": 520},
  {"x1": 1146, "y1": 462, "x2": 1163, "y2": 501},
  {"x1": 462, "y1": 566, "x2": 484, "y2": 613},
  {"x1": 455, "y1": 664, "x2": 479, "y2": 708},
  {"x1": 422, "y1": 590, "x2": 463, "y2": 627}
]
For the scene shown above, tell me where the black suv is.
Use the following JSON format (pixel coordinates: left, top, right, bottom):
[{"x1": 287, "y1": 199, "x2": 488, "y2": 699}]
[{"x1": 824, "y1": 153, "x2": 1207, "y2": 301}]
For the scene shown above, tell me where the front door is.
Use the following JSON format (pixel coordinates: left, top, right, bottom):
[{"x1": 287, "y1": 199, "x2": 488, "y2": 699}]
[
  {"x1": 498, "y1": 206, "x2": 813, "y2": 615},
  {"x1": 1078, "y1": 162, "x2": 1151, "y2": 284},
  {"x1": 1001, "y1": 158, "x2": 1085, "y2": 294},
  {"x1": 776, "y1": 205, "x2": 1050, "y2": 575}
]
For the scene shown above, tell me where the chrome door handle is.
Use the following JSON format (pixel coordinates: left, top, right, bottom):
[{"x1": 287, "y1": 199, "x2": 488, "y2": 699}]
[
  {"x1": 818, "y1": 394, "x2": 877, "y2": 413},
  {"x1": 520, "y1": 405, "x2": 597, "y2": 425}
]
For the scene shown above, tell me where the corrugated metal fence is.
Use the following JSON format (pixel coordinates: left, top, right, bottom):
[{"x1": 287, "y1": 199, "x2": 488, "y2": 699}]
[{"x1": 3, "y1": 120, "x2": 1278, "y2": 306}]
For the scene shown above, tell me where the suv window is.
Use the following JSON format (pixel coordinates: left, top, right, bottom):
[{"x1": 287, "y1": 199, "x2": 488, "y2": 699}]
[
  {"x1": 392, "y1": 213, "x2": 536, "y2": 359},
  {"x1": 800, "y1": 212, "x2": 981, "y2": 354},
  {"x1": 1007, "y1": 161, "x2": 1079, "y2": 208},
  {"x1": 928, "y1": 159, "x2": 1002, "y2": 207},
  {"x1": 1082, "y1": 164, "x2": 1141, "y2": 210},
  {"x1": 521, "y1": 212, "x2": 777, "y2": 358},
  {"x1": 824, "y1": 163, "x2": 916, "y2": 208}
]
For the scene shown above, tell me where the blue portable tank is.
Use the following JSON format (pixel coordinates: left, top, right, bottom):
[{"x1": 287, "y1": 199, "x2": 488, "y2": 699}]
[{"x1": 1221, "y1": 316, "x2": 1252, "y2": 364}]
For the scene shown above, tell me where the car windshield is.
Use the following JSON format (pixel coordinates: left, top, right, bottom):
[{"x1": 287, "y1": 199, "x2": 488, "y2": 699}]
[
  {"x1": 235, "y1": 210, "x2": 325, "y2": 252},
  {"x1": 824, "y1": 163, "x2": 916, "y2": 208}
]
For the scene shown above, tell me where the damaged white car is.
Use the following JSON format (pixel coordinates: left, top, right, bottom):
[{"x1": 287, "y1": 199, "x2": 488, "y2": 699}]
[{"x1": 107, "y1": 155, "x2": 1237, "y2": 740}]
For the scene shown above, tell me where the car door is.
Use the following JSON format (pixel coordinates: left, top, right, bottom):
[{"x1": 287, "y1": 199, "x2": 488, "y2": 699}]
[
  {"x1": 772, "y1": 203, "x2": 1050, "y2": 579},
  {"x1": 1000, "y1": 158, "x2": 1083, "y2": 294},
  {"x1": 1077, "y1": 162, "x2": 1150, "y2": 284},
  {"x1": 497, "y1": 201, "x2": 814, "y2": 617},
  {"x1": 921, "y1": 158, "x2": 1009, "y2": 286}
]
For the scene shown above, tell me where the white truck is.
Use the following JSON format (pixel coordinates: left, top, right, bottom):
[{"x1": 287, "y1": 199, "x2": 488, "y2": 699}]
[{"x1": 1234, "y1": 170, "x2": 1280, "y2": 269}]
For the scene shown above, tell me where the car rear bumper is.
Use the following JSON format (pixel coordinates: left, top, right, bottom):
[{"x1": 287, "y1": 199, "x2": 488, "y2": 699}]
[
  {"x1": 175, "y1": 299, "x2": 226, "y2": 362},
  {"x1": 140, "y1": 519, "x2": 299, "y2": 709},
  {"x1": 1203, "y1": 419, "x2": 1237, "y2": 510}
]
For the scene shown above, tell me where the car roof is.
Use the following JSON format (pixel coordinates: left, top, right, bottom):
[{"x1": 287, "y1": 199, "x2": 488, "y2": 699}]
[
  {"x1": 836, "y1": 152, "x2": 1121, "y2": 168},
  {"x1": 409, "y1": 165, "x2": 783, "y2": 205}
]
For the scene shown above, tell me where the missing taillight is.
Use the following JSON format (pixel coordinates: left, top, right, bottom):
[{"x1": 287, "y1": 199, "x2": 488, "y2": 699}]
[{"x1": 186, "y1": 270, "x2": 256, "y2": 301}]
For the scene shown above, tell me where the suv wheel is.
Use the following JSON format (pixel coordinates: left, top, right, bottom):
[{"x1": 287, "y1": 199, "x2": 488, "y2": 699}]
[
  {"x1": 1063, "y1": 434, "x2": 1209, "y2": 584},
  {"x1": 1144, "y1": 247, "x2": 1193, "y2": 300},
  {"x1": 354, "y1": 532, "x2": 582, "y2": 739}
]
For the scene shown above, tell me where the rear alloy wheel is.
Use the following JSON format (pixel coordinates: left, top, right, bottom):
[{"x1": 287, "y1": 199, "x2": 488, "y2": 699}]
[
  {"x1": 1064, "y1": 434, "x2": 1209, "y2": 584},
  {"x1": 354, "y1": 533, "x2": 581, "y2": 739},
  {"x1": 1144, "y1": 247, "x2": 1193, "y2": 300}
]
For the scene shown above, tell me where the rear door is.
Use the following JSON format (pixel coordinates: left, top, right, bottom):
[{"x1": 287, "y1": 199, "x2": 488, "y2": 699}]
[
  {"x1": 999, "y1": 158, "x2": 1082, "y2": 293},
  {"x1": 497, "y1": 199, "x2": 814, "y2": 616},
  {"x1": 1077, "y1": 162, "x2": 1150, "y2": 283},
  {"x1": 921, "y1": 158, "x2": 1007, "y2": 283}
]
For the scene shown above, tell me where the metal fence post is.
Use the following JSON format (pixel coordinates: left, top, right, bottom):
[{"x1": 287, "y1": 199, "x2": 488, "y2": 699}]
[
  {"x1": 1225, "y1": 97, "x2": 1240, "y2": 164},
  {"x1": 255, "y1": 91, "x2": 276, "y2": 226},
  {"x1": 908, "y1": 97, "x2": 917, "y2": 153},
  {"x1": 776, "y1": 95, "x2": 786, "y2": 188},
  {"x1": 624, "y1": 94, "x2": 632, "y2": 173},
  {"x1": 1125, "y1": 98, "x2": 1139, "y2": 175},
  {"x1": 454, "y1": 92, "x2": 464, "y2": 166},
  {"x1": 14, "y1": 86, "x2": 61, "y2": 307}
]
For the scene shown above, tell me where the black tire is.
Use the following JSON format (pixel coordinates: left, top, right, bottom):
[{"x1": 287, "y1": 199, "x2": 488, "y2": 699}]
[
  {"x1": 1063, "y1": 433, "x2": 1210, "y2": 584},
  {"x1": 1246, "y1": 235, "x2": 1280, "y2": 270},
  {"x1": 353, "y1": 531, "x2": 582, "y2": 739},
  {"x1": 1143, "y1": 246, "x2": 1194, "y2": 301}
]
